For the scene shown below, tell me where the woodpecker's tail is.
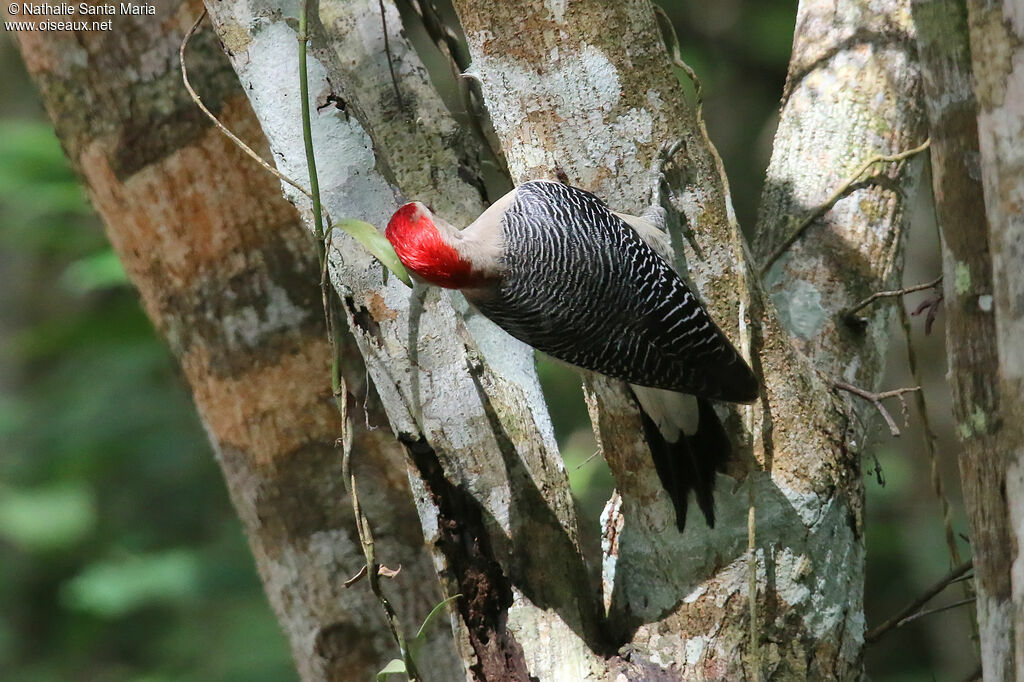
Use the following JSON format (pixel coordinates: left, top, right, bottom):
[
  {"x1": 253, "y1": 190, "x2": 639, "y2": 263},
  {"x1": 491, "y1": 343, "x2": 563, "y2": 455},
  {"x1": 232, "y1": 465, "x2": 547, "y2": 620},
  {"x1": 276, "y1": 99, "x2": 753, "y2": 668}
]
[{"x1": 636, "y1": 395, "x2": 731, "y2": 532}]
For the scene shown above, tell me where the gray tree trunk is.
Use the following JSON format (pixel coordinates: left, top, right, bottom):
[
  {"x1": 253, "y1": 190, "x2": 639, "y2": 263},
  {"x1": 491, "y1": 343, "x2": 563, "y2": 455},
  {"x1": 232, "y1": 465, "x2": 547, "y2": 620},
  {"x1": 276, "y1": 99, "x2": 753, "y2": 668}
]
[
  {"x1": 8, "y1": 2, "x2": 461, "y2": 680},
  {"x1": 203, "y1": 0, "x2": 925, "y2": 679}
]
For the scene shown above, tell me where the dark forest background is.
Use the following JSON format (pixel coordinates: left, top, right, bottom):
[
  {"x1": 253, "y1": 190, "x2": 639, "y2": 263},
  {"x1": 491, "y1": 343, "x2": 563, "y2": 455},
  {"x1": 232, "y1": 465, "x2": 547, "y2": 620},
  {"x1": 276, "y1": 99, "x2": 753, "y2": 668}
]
[{"x1": 0, "y1": 2, "x2": 974, "y2": 679}]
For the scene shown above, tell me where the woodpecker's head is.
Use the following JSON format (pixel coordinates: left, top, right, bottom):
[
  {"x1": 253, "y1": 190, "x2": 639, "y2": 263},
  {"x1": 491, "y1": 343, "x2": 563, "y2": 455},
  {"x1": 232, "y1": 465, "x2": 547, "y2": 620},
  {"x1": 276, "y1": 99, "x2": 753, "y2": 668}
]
[{"x1": 385, "y1": 202, "x2": 481, "y2": 289}]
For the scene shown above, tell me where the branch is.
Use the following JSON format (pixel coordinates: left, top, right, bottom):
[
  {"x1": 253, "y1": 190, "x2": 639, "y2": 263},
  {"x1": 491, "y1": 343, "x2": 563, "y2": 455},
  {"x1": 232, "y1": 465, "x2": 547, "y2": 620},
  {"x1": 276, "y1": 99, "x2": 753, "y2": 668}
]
[
  {"x1": 842, "y1": 275, "x2": 943, "y2": 322},
  {"x1": 204, "y1": 2, "x2": 592, "y2": 677},
  {"x1": 338, "y1": 365, "x2": 420, "y2": 679},
  {"x1": 343, "y1": 563, "x2": 402, "y2": 588},
  {"x1": 186, "y1": 10, "x2": 417, "y2": 293},
  {"x1": 865, "y1": 559, "x2": 974, "y2": 643},
  {"x1": 399, "y1": 0, "x2": 508, "y2": 186},
  {"x1": 897, "y1": 302, "x2": 968, "y2": 577},
  {"x1": 180, "y1": 10, "x2": 318, "y2": 205},
  {"x1": 831, "y1": 381, "x2": 921, "y2": 437},
  {"x1": 759, "y1": 139, "x2": 931, "y2": 276},
  {"x1": 899, "y1": 597, "x2": 975, "y2": 625},
  {"x1": 377, "y1": 0, "x2": 403, "y2": 110},
  {"x1": 300, "y1": 0, "x2": 418, "y2": 672},
  {"x1": 912, "y1": 0, "x2": 1002, "y2": 665}
]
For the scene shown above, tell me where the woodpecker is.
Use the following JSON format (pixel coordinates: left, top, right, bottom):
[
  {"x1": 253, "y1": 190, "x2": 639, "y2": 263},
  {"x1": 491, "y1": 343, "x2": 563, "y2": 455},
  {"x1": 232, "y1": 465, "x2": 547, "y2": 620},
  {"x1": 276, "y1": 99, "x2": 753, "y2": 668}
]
[{"x1": 385, "y1": 180, "x2": 758, "y2": 531}]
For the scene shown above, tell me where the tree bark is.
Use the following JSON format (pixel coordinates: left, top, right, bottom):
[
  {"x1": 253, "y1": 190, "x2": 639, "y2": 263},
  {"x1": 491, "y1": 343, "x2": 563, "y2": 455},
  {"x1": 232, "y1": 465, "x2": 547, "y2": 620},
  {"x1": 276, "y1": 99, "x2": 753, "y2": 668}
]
[
  {"x1": 203, "y1": 1, "x2": 609, "y2": 678},
  {"x1": 11, "y1": 0, "x2": 934, "y2": 678},
  {"x1": 196, "y1": 0, "x2": 926, "y2": 679},
  {"x1": 455, "y1": 0, "x2": 924, "y2": 677},
  {"x1": 7, "y1": 2, "x2": 461, "y2": 680},
  {"x1": 911, "y1": 0, "x2": 1004, "y2": 677},
  {"x1": 963, "y1": 0, "x2": 1024, "y2": 677},
  {"x1": 756, "y1": 0, "x2": 926, "y2": 377}
]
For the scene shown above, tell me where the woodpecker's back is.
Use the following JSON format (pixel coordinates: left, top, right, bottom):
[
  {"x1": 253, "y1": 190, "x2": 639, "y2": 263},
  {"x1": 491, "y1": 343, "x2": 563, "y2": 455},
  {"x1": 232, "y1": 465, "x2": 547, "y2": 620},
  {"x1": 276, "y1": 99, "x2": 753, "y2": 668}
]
[{"x1": 465, "y1": 180, "x2": 757, "y2": 403}]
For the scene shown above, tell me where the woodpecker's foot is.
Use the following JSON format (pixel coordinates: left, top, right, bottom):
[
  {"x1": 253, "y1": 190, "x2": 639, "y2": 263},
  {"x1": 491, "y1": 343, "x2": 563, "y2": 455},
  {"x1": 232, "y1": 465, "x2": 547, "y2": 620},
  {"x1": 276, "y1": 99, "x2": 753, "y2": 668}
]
[
  {"x1": 649, "y1": 139, "x2": 684, "y2": 214},
  {"x1": 656, "y1": 139, "x2": 685, "y2": 174},
  {"x1": 642, "y1": 139, "x2": 685, "y2": 232}
]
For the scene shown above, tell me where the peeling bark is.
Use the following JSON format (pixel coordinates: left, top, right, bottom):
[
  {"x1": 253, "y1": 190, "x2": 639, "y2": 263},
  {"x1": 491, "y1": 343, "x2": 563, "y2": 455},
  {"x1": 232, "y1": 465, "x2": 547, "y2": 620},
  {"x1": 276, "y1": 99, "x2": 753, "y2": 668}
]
[{"x1": 8, "y1": 3, "x2": 460, "y2": 680}]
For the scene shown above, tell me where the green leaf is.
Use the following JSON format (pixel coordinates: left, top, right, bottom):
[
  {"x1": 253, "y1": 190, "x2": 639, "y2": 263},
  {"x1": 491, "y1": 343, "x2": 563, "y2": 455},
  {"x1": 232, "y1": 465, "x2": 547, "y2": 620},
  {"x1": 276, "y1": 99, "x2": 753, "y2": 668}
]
[
  {"x1": 408, "y1": 593, "x2": 461, "y2": 663},
  {"x1": 0, "y1": 120, "x2": 70, "y2": 174},
  {"x1": 0, "y1": 483, "x2": 96, "y2": 552},
  {"x1": 61, "y1": 549, "x2": 201, "y2": 617},
  {"x1": 0, "y1": 120, "x2": 92, "y2": 216},
  {"x1": 60, "y1": 249, "x2": 128, "y2": 294},
  {"x1": 376, "y1": 658, "x2": 407, "y2": 681},
  {"x1": 334, "y1": 219, "x2": 412, "y2": 287},
  {"x1": 415, "y1": 593, "x2": 460, "y2": 640}
]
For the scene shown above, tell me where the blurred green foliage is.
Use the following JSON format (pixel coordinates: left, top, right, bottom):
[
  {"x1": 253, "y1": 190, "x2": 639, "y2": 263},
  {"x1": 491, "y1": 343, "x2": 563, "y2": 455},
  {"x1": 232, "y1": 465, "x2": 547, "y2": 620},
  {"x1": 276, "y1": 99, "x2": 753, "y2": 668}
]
[
  {"x1": 0, "y1": 118, "x2": 295, "y2": 680},
  {"x1": 0, "y1": 2, "x2": 976, "y2": 680}
]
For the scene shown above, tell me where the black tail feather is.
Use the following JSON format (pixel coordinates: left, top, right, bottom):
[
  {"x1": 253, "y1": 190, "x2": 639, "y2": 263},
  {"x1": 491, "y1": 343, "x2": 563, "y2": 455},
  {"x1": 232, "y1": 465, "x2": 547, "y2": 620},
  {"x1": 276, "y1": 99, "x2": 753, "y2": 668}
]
[{"x1": 641, "y1": 398, "x2": 731, "y2": 532}]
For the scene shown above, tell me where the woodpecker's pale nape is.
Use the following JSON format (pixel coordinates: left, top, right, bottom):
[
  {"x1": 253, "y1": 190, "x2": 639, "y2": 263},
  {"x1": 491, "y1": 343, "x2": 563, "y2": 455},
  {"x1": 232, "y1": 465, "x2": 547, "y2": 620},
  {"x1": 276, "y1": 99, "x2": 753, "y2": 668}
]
[{"x1": 385, "y1": 180, "x2": 758, "y2": 531}]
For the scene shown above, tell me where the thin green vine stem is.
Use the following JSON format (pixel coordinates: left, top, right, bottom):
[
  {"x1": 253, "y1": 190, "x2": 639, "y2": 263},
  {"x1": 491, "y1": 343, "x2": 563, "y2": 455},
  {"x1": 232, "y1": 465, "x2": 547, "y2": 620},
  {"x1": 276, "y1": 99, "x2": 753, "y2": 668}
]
[
  {"x1": 333, "y1": 319, "x2": 420, "y2": 682},
  {"x1": 297, "y1": 2, "x2": 325, "y2": 242},
  {"x1": 297, "y1": 4, "x2": 419, "y2": 679}
]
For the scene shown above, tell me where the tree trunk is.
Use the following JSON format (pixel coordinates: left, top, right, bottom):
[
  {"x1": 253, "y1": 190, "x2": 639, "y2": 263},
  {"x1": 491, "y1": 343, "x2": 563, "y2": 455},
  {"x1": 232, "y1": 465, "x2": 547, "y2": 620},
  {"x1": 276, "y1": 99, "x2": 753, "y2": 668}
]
[
  {"x1": 203, "y1": 0, "x2": 607, "y2": 678},
  {"x1": 749, "y1": 0, "x2": 926, "y2": 670},
  {"x1": 7, "y1": 2, "x2": 461, "y2": 680},
  {"x1": 963, "y1": 0, "x2": 1024, "y2": 677},
  {"x1": 453, "y1": 0, "x2": 920, "y2": 676},
  {"x1": 911, "y1": 0, "x2": 1004, "y2": 677},
  {"x1": 201, "y1": 0, "x2": 925, "y2": 678}
]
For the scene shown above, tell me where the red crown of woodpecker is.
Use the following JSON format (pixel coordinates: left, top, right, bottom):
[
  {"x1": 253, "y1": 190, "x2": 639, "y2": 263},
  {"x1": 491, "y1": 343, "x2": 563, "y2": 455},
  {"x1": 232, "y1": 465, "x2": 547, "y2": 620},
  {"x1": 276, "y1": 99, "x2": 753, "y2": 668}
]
[{"x1": 385, "y1": 203, "x2": 478, "y2": 288}]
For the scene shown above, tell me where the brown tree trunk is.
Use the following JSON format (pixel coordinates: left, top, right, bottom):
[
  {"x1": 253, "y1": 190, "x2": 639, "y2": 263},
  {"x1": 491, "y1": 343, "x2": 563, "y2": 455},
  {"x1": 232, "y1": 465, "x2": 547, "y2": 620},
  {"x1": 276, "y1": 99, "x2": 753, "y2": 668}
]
[
  {"x1": 912, "y1": 0, "x2": 1004, "y2": 677},
  {"x1": 964, "y1": 0, "x2": 1024, "y2": 677},
  {"x1": 6, "y1": 2, "x2": 461, "y2": 680}
]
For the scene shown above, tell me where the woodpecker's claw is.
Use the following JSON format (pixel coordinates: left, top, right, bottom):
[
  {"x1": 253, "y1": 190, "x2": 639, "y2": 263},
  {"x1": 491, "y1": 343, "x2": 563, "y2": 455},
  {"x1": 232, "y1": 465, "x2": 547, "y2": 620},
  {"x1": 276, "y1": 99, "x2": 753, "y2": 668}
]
[
  {"x1": 650, "y1": 139, "x2": 685, "y2": 213},
  {"x1": 657, "y1": 139, "x2": 685, "y2": 170}
]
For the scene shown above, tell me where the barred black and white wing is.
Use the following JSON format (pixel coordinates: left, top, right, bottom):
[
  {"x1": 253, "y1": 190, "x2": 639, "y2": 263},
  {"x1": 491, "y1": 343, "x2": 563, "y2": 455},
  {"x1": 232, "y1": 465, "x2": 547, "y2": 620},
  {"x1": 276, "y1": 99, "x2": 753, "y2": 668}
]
[{"x1": 466, "y1": 181, "x2": 758, "y2": 404}]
